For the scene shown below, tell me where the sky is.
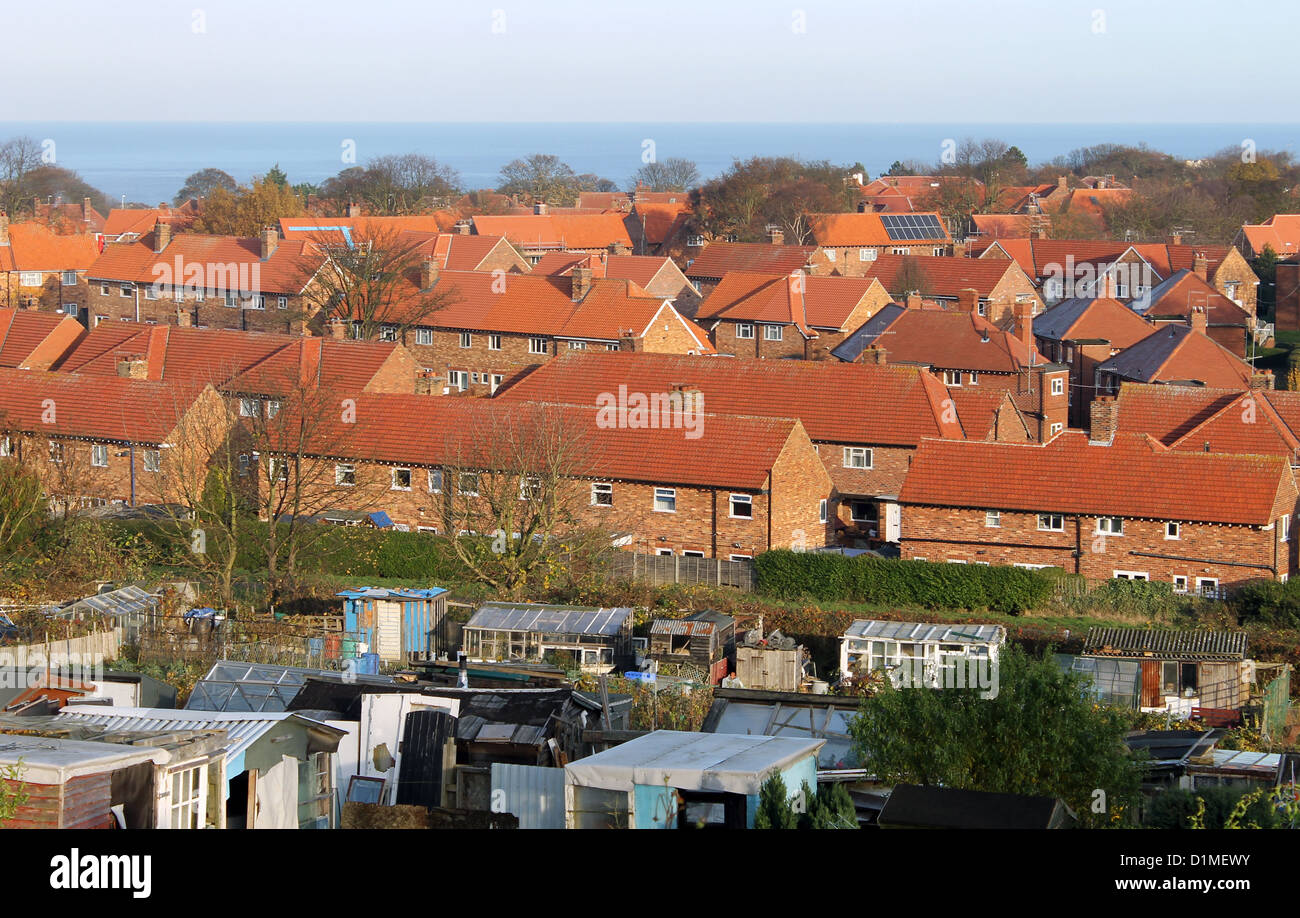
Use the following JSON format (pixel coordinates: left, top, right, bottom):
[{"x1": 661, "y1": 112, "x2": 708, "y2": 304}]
[{"x1": 5, "y1": 0, "x2": 1300, "y2": 123}]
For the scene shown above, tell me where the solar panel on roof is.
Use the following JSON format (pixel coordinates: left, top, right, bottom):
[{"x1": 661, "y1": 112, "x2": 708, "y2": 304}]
[{"x1": 881, "y1": 213, "x2": 944, "y2": 241}]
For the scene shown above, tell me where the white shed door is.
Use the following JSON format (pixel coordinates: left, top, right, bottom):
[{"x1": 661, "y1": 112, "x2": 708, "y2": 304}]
[{"x1": 376, "y1": 605, "x2": 401, "y2": 661}]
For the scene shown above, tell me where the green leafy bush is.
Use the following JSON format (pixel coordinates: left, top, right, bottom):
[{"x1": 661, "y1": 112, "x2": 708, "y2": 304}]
[{"x1": 754, "y1": 551, "x2": 1053, "y2": 613}]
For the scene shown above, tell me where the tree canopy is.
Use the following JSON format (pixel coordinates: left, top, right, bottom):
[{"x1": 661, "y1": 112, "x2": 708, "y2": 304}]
[{"x1": 174, "y1": 168, "x2": 237, "y2": 205}]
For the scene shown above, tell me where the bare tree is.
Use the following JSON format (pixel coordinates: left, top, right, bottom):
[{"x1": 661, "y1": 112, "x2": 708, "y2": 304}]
[
  {"x1": 295, "y1": 224, "x2": 459, "y2": 341},
  {"x1": 497, "y1": 154, "x2": 581, "y2": 205},
  {"x1": 0, "y1": 136, "x2": 43, "y2": 218},
  {"x1": 631, "y1": 158, "x2": 700, "y2": 192},
  {"x1": 434, "y1": 403, "x2": 623, "y2": 597}
]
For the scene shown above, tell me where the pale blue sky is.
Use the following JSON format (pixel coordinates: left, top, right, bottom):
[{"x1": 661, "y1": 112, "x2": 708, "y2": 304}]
[{"x1": 6, "y1": 0, "x2": 1298, "y2": 122}]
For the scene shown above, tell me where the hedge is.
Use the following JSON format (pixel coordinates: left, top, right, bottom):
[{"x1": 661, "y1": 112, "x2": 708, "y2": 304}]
[{"x1": 753, "y1": 550, "x2": 1054, "y2": 614}]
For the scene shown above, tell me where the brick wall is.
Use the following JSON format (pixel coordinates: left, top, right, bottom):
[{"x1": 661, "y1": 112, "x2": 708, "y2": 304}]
[
  {"x1": 84, "y1": 280, "x2": 309, "y2": 334},
  {"x1": 2, "y1": 270, "x2": 89, "y2": 317},
  {"x1": 900, "y1": 504, "x2": 1288, "y2": 587}
]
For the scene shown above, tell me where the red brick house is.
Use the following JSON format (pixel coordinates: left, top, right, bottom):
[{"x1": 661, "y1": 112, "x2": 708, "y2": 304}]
[
  {"x1": 858, "y1": 253, "x2": 1043, "y2": 324},
  {"x1": 695, "y1": 272, "x2": 892, "y2": 358},
  {"x1": 806, "y1": 211, "x2": 954, "y2": 275},
  {"x1": 832, "y1": 291, "x2": 1069, "y2": 440},
  {"x1": 898, "y1": 430, "x2": 1297, "y2": 590},
  {"x1": 1236, "y1": 214, "x2": 1300, "y2": 261},
  {"x1": 1094, "y1": 311, "x2": 1263, "y2": 396},
  {"x1": 1033, "y1": 294, "x2": 1157, "y2": 428},
  {"x1": 684, "y1": 242, "x2": 818, "y2": 296},
  {"x1": 258, "y1": 395, "x2": 830, "y2": 558},
  {"x1": 531, "y1": 252, "x2": 701, "y2": 317},
  {"x1": 0, "y1": 218, "x2": 101, "y2": 318},
  {"x1": 84, "y1": 222, "x2": 325, "y2": 333},
  {"x1": 492, "y1": 351, "x2": 997, "y2": 548},
  {"x1": 379, "y1": 267, "x2": 712, "y2": 396},
  {"x1": 470, "y1": 212, "x2": 635, "y2": 264},
  {"x1": 1130, "y1": 269, "x2": 1255, "y2": 356}
]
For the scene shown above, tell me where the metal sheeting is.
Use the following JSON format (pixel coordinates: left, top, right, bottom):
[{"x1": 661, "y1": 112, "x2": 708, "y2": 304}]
[
  {"x1": 565, "y1": 730, "x2": 824, "y2": 795},
  {"x1": 1082, "y1": 627, "x2": 1248, "y2": 661},
  {"x1": 185, "y1": 660, "x2": 391, "y2": 713},
  {"x1": 491, "y1": 763, "x2": 566, "y2": 829},
  {"x1": 56, "y1": 585, "x2": 158, "y2": 619},
  {"x1": 467, "y1": 603, "x2": 631, "y2": 637},
  {"x1": 650, "y1": 619, "x2": 716, "y2": 637},
  {"x1": 336, "y1": 587, "x2": 448, "y2": 601},
  {"x1": 706, "y1": 700, "x2": 859, "y2": 769},
  {"x1": 842, "y1": 620, "x2": 1005, "y2": 645}
]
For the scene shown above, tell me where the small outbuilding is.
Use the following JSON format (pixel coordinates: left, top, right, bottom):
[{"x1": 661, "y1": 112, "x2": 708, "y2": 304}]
[
  {"x1": 463, "y1": 603, "x2": 634, "y2": 674},
  {"x1": 338, "y1": 587, "x2": 449, "y2": 664}
]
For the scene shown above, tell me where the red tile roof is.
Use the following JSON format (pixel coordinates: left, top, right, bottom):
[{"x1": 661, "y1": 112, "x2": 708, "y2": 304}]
[
  {"x1": 861, "y1": 253, "x2": 1029, "y2": 298},
  {"x1": 470, "y1": 214, "x2": 633, "y2": 250},
  {"x1": 0, "y1": 367, "x2": 210, "y2": 444},
  {"x1": 1032, "y1": 296, "x2": 1155, "y2": 347},
  {"x1": 493, "y1": 351, "x2": 964, "y2": 448},
  {"x1": 102, "y1": 207, "x2": 194, "y2": 238},
  {"x1": 697, "y1": 272, "x2": 880, "y2": 332},
  {"x1": 1098, "y1": 324, "x2": 1254, "y2": 388},
  {"x1": 808, "y1": 211, "x2": 950, "y2": 247},
  {"x1": 268, "y1": 396, "x2": 803, "y2": 491},
  {"x1": 900, "y1": 430, "x2": 1296, "y2": 525},
  {"x1": 1134, "y1": 270, "x2": 1250, "y2": 327},
  {"x1": 1240, "y1": 215, "x2": 1300, "y2": 257},
  {"x1": 633, "y1": 202, "x2": 692, "y2": 245},
  {"x1": 3, "y1": 223, "x2": 101, "y2": 271},
  {"x1": 684, "y1": 243, "x2": 816, "y2": 280},
  {"x1": 88, "y1": 233, "x2": 322, "y2": 294},
  {"x1": 0, "y1": 309, "x2": 84, "y2": 368},
  {"x1": 843, "y1": 306, "x2": 1043, "y2": 373},
  {"x1": 1113, "y1": 384, "x2": 1300, "y2": 461}
]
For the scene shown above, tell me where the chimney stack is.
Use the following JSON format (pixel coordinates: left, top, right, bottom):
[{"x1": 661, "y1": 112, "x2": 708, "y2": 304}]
[
  {"x1": 1168, "y1": 232, "x2": 1183, "y2": 247},
  {"x1": 420, "y1": 258, "x2": 439, "y2": 290},
  {"x1": 956, "y1": 287, "x2": 980, "y2": 313},
  {"x1": 951, "y1": 242, "x2": 967, "y2": 259},
  {"x1": 153, "y1": 220, "x2": 172, "y2": 253},
  {"x1": 862, "y1": 345, "x2": 887, "y2": 365},
  {"x1": 534, "y1": 201, "x2": 548, "y2": 216},
  {"x1": 328, "y1": 319, "x2": 349, "y2": 340},
  {"x1": 1250, "y1": 369, "x2": 1275, "y2": 391},
  {"x1": 608, "y1": 240, "x2": 629, "y2": 256},
  {"x1": 116, "y1": 354, "x2": 149, "y2": 380},
  {"x1": 905, "y1": 291, "x2": 922, "y2": 310},
  {"x1": 1192, "y1": 252, "x2": 1209, "y2": 281},
  {"x1": 456, "y1": 221, "x2": 471, "y2": 236},
  {"x1": 82, "y1": 197, "x2": 92, "y2": 222},
  {"x1": 1057, "y1": 175, "x2": 1068, "y2": 190},
  {"x1": 1090, "y1": 396, "x2": 1119, "y2": 442},
  {"x1": 571, "y1": 266, "x2": 593, "y2": 302},
  {"x1": 1012, "y1": 300, "x2": 1035, "y2": 347},
  {"x1": 619, "y1": 332, "x2": 642, "y2": 352},
  {"x1": 346, "y1": 201, "x2": 361, "y2": 218},
  {"x1": 1188, "y1": 305, "x2": 1208, "y2": 336},
  {"x1": 768, "y1": 226, "x2": 785, "y2": 246},
  {"x1": 0, "y1": 211, "x2": 8, "y2": 246},
  {"x1": 260, "y1": 226, "x2": 278, "y2": 260},
  {"x1": 175, "y1": 307, "x2": 193, "y2": 328}
]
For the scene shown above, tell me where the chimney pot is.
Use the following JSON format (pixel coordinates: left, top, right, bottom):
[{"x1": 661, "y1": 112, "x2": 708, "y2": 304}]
[
  {"x1": 534, "y1": 201, "x2": 548, "y2": 216},
  {"x1": 1192, "y1": 252, "x2": 1209, "y2": 281},
  {"x1": 1189, "y1": 305, "x2": 1208, "y2": 336},
  {"x1": 767, "y1": 226, "x2": 785, "y2": 246},
  {"x1": 261, "y1": 226, "x2": 278, "y2": 260},
  {"x1": 1090, "y1": 395, "x2": 1119, "y2": 442},
  {"x1": 420, "y1": 258, "x2": 439, "y2": 290},
  {"x1": 153, "y1": 220, "x2": 172, "y2": 253}
]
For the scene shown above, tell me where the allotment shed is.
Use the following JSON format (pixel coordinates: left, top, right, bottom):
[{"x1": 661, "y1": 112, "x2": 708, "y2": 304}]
[
  {"x1": 338, "y1": 587, "x2": 449, "y2": 664},
  {"x1": 463, "y1": 603, "x2": 634, "y2": 674}
]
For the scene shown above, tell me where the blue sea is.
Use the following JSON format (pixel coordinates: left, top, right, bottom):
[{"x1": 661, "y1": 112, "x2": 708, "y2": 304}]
[{"x1": 5, "y1": 121, "x2": 1299, "y2": 206}]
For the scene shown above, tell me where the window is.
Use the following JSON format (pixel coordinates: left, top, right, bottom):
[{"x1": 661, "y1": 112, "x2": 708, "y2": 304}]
[
  {"x1": 1173, "y1": 575, "x2": 1189, "y2": 593},
  {"x1": 1051, "y1": 377, "x2": 1065, "y2": 396},
  {"x1": 1096, "y1": 516, "x2": 1124, "y2": 536},
  {"x1": 850, "y1": 501, "x2": 876, "y2": 524},
  {"x1": 379, "y1": 325, "x2": 397, "y2": 342},
  {"x1": 427, "y1": 468, "x2": 443, "y2": 492},
  {"x1": 1045, "y1": 279, "x2": 1064, "y2": 300},
  {"x1": 568, "y1": 341, "x2": 587, "y2": 350},
  {"x1": 1037, "y1": 513, "x2": 1065, "y2": 531},
  {"x1": 657, "y1": 548, "x2": 675, "y2": 556},
  {"x1": 121, "y1": 284, "x2": 134, "y2": 298},
  {"x1": 1196, "y1": 577, "x2": 1219, "y2": 596},
  {"x1": 248, "y1": 294, "x2": 266, "y2": 310},
  {"x1": 736, "y1": 323, "x2": 755, "y2": 339},
  {"x1": 63, "y1": 303, "x2": 78, "y2": 318},
  {"x1": 143, "y1": 449, "x2": 161, "y2": 472},
  {"x1": 335, "y1": 464, "x2": 355, "y2": 486},
  {"x1": 824, "y1": 249, "x2": 836, "y2": 262},
  {"x1": 0, "y1": 436, "x2": 9, "y2": 457},
  {"x1": 277, "y1": 296, "x2": 288, "y2": 309},
  {"x1": 968, "y1": 371, "x2": 979, "y2": 385},
  {"x1": 653, "y1": 488, "x2": 676, "y2": 512},
  {"x1": 99, "y1": 283, "x2": 110, "y2": 296},
  {"x1": 519, "y1": 477, "x2": 542, "y2": 501},
  {"x1": 91, "y1": 444, "x2": 108, "y2": 468},
  {"x1": 1113, "y1": 570, "x2": 1149, "y2": 581},
  {"x1": 729, "y1": 493, "x2": 753, "y2": 519},
  {"x1": 266, "y1": 399, "x2": 281, "y2": 419},
  {"x1": 1115, "y1": 282, "x2": 1128, "y2": 298},
  {"x1": 458, "y1": 472, "x2": 479, "y2": 496},
  {"x1": 843, "y1": 447, "x2": 872, "y2": 469},
  {"x1": 170, "y1": 765, "x2": 207, "y2": 830},
  {"x1": 48, "y1": 440, "x2": 63, "y2": 463},
  {"x1": 528, "y1": 338, "x2": 548, "y2": 355},
  {"x1": 489, "y1": 374, "x2": 504, "y2": 394},
  {"x1": 1281, "y1": 515, "x2": 1291, "y2": 542},
  {"x1": 943, "y1": 370, "x2": 962, "y2": 387},
  {"x1": 683, "y1": 550, "x2": 706, "y2": 558},
  {"x1": 391, "y1": 468, "x2": 412, "y2": 491},
  {"x1": 224, "y1": 291, "x2": 238, "y2": 308},
  {"x1": 61, "y1": 271, "x2": 77, "y2": 286},
  {"x1": 762, "y1": 325, "x2": 783, "y2": 341},
  {"x1": 859, "y1": 247, "x2": 878, "y2": 262},
  {"x1": 1049, "y1": 423, "x2": 1064, "y2": 437},
  {"x1": 591, "y1": 482, "x2": 613, "y2": 506},
  {"x1": 144, "y1": 284, "x2": 160, "y2": 301},
  {"x1": 459, "y1": 332, "x2": 472, "y2": 349},
  {"x1": 985, "y1": 510, "x2": 1001, "y2": 528},
  {"x1": 267, "y1": 457, "x2": 289, "y2": 482},
  {"x1": 415, "y1": 328, "x2": 433, "y2": 346},
  {"x1": 890, "y1": 247, "x2": 909, "y2": 255},
  {"x1": 1165, "y1": 521, "x2": 1181, "y2": 540},
  {"x1": 447, "y1": 370, "x2": 469, "y2": 391},
  {"x1": 730, "y1": 554, "x2": 752, "y2": 561},
  {"x1": 20, "y1": 272, "x2": 41, "y2": 287},
  {"x1": 932, "y1": 247, "x2": 945, "y2": 256},
  {"x1": 819, "y1": 499, "x2": 827, "y2": 523},
  {"x1": 687, "y1": 235, "x2": 704, "y2": 247},
  {"x1": 240, "y1": 398, "x2": 259, "y2": 418}
]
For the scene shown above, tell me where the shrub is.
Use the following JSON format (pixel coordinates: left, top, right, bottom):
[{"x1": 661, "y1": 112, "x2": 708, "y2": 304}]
[{"x1": 754, "y1": 551, "x2": 1053, "y2": 613}]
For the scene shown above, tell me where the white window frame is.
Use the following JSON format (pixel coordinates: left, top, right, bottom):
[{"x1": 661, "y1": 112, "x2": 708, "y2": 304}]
[
  {"x1": 448, "y1": 370, "x2": 469, "y2": 391},
  {"x1": 1173, "y1": 575, "x2": 1189, "y2": 593},
  {"x1": 458, "y1": 472, "x2": 480, "y2": 496},
  {"x1": 415, "y1": 328, "x2": 433, "y2": 346},
  {"x1": 528, "y1": 337, "x2": 548, "y2": 355},
  {"x1": 843, "y1": 447, "x2": 872, "y2": 469},
  {"x1": 1049, "y1": 423, "x2": 1064, "y2": 437},
  {"x1": 729, "y1": 493, "x2": 753, "y2": 519},
  {"x1": 591, "y1": 482, "x2": 613, "y2": 507},
  {"x1": 488, "y1": 333, "x2": 502, "y2": 351},
  {"x1": 859, "y1": 247, "x2": 877, "y2": 262},
  {"x1": 169, "y1": 765, "x2": 208, "y2": 830},
  {"x1": 1196, "y1": 577, "x2": 1219, "y2": 595},
  {"x1": 1281, "y1": 514, "x2": 1291, "y2": 542},
  {"x1": 428, "y1": 468, "x2": 443, "y2": 493},
  {"x1": 762, "y1": 324, "x2": 783, "y2": 341},
  {"x1": 1113, "y1": 570, "x2": 1149, "y2": 581},
  {"x1": 459, "y1": 332, "x2": 472, "y2": 349},
  {"x1": 335, "y1": 463, "x2": 356, "y2": 486},
  {"x1": 20, "y1": 272, "x2": 42, "y2": 287},
  {"x1": 985, "y1": 510, "x2": 1001, "y2": 528},
  {"x1": 1051, "y1": 377, "x2": 1065, "y2": 396},
  {"x1": 1037, "y1": 513, "x2": 1065, "y2": 532},
  {"x1": 277, "y1": 295, "x2": 288, "y2": 309},
  {"x1": 391, "y1": 467, "x2": 412, "y2": 491},
  {"x1": 653, "y1": 487, "x2": 677, "y2": 513},
  {"x1": 61, "y1": 270, "x2": 78, "y2": 286},
  {"x1": 143, "y1": 449, "x2": 161, "y2": 473},
  {"x1": 1096, "y1": 516, "x2": 1124, "y2": 536},
  {"x1": 99, "y1": 282, "x2": 110, "y2": 296},
  {"x1": 239, "y1": 398, "x2": 259, "y2": 418},
  {"x1": 735, "y1": 323, "x2": 755, "y2": 340},
  {"x1": 819, "y1": 499, "x2": 828, "y2": 523},
  {"x1": 91, "y1": 444, "x2": 108, "y2": 468},
  {"x1": 943, "y1": 370, "x2": 962, "y2": 387},
  {"x1": 1165, "y1": 521, "x2": 1181, "y2": 540}
]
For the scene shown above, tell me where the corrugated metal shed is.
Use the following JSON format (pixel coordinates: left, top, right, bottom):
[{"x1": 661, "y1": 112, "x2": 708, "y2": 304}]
[
  {"x1": 467, "y1": 603, "x2": 632, "y2": 637},
  {"x1": 185, "y1": 660, "x2": 392, "y2": 713},
  {"x1": 650, "y1": 619, "x2": 716, "y2": 637},
  {"x1": 843, "y1": 620, "x2": 1005, "y2": 644},
  {"x1": 491, "y1": 763, "x2": 566, "y2": 829},
  {"x1": 1082, "y1": 627, "x2": 1248, "y2": 661}
]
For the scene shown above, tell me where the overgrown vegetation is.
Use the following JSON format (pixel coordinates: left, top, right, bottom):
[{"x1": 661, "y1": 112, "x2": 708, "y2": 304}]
[
  {"x1": 0, "y1": 761, "x2": 29, "y2": 827},
  {"x1": 1146, "y1": 785, "x2": 1300, "y2": 829},
  {"x1": 752, "y1": 774, "x2": 858, "y2": 829}
]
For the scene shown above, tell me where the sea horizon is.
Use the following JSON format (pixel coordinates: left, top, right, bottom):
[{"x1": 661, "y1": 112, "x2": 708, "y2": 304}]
[{"x1": 5, "y1": 120, "x2": 1298, "y2": 206}]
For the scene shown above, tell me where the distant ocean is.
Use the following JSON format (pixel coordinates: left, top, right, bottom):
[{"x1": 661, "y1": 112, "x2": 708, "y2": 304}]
[{"x1": 6, "y1": 121, "x2": 1299, "y2": 206}]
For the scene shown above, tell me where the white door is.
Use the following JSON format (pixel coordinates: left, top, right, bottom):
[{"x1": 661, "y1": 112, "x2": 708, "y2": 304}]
[{"x1": 376, "y1": 604, "x2": 401, "y2": 661}]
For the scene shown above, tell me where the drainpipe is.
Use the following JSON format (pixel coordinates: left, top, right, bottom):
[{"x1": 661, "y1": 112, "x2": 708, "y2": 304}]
[{"x1": 129, "y1": 443, "x2": 136, "y2": 507}]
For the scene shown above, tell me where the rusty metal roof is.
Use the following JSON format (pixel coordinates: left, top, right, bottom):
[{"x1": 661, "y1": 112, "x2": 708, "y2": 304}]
[
  {"x1": 650, "y1": 619, "x2": 716, "y2": 637},
  {"x1": 1082, "y1": 627, "x2": 1247, "y2": 661}
]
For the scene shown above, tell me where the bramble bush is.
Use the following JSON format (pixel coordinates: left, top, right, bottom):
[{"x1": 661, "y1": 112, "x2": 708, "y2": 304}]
[{"x1": 754, "y1": 550, "x2": 1053, "y2": 613}]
